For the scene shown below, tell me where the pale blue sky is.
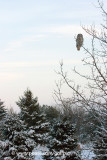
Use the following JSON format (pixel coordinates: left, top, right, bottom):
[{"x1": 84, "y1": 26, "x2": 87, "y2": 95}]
[{"x1": 0, "y1": 0, "x2": 106, "y2": 111}]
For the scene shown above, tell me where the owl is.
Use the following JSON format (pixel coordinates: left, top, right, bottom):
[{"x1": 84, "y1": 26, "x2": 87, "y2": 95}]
[{"x1": 76, "y1": 34, "x2": 83, "y2": 51}]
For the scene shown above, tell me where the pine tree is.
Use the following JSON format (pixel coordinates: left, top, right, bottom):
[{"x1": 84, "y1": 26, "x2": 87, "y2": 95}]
[
  {"x1": 93, "y1": 128, "x2": 107, "y2": 160},
  {"x1": 0, "y1": 99, "x2": 6, "y2": 121},
  {"x1": 1, "y1": 113, "x2": 35, "y2": 160},
  {"x1": 46, "y1": 117, "x2": 81, "y2": 160},
  {"x1": 41, "y1": 105, "x2": 60, "y2": 123},
  {"x1": 16, "y1": 89, "x2": 40, "y2": 127},
  {"x1": 17, "y1": 89, "x2": 50, "y2": 145},
  {"x1": 93, "y1": 109, "x2": 107, "y2": 160},
  {"x1": 79, "y1": 109, "x2": 101, "y2": 143},
  {"x1": 0, "y1": 99, "x2": 7, "y2": 142}
]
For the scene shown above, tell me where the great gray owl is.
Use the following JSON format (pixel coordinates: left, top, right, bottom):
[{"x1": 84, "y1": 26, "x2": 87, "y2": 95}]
[{"x1": 76, "y1": 34, "x2": 83, "y2": 51}]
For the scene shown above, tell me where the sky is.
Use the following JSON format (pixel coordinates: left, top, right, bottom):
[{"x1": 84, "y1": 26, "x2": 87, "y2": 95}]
[{"x1": 0, "y1": 0, "x2": 106, "y2": 111}]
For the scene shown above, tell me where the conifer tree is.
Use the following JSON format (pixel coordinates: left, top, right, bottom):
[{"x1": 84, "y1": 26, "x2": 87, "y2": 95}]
[
  {"x1": 0, "y1": 99, "x2": 6, "y2": 121},
  {"x1": 93, "y1": 126, "x2": 107, "y2": 160},
  {"x1": 17, "y1": 89, "x2": 50, "y2": 145},
  {"x1": 41, "y1": 105, "x2": 60, "y2": 123},
  {"x1": 1, "y1": 113, "x2": 35, "y2": 160},
  {"x1": 16, "y1": 89, "x2": 40, "y2": 127},
  {"x1": 93, "y1": 108, "x2": 107, "y2": 160},
  {"x1": 46, "y1": 117, "x2": 81, "y2": 160},
  {"x1": 0, "y1": 99, "x2": 7, "y2": 142}
]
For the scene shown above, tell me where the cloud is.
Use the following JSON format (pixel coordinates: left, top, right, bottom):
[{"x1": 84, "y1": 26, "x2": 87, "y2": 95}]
[
  {"x1": 0, "y1": 59, "x2": 82, "y2": 70},
  {"x1": 3, "y1": 41, "x2": 22, "y2": 52},
  {"x1": 48, "y1": 25, "x2": 84, "y2": 35},
  {"x1": 0, "y1": 72, "x2": 23, "y2": 82},
  {"x1": 25, "y1": 24, "x2": 90, "y2": 37},
  {"x1": 3, "y1": 23, "x2": 98, "y2": 53},
  {"x1": 3, "y1": 34, "x2": 46, "y2": 52}
]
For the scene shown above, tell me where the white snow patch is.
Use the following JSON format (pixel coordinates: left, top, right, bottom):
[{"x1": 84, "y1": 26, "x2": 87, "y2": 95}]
[
  {"x1": 81, "y1": 143, "x2": 96, "y2": 160},
  {"x1": 34, "y1": 151, "x2": 43, "y2": 160},
  {"x1": 32, "y1": 145, "x2": 49, "y2": 160},
  {"x1": 28, "y1": 129, "x2": 35, "y2": 134}
]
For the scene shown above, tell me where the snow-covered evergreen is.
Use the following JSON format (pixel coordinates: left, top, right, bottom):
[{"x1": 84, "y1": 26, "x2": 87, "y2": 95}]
[
  {"x1": 1, "y1": 114, "x2": 35, "y2": 160},
  {"x1": 16, "y1": 89, "x2": 40, "y2": 127},
  {"x1": 27, "y1": 112, "x2": 50, "y2": 145},
  {"x1": 17, "y1": 89, "x2": 50, "y2": 145},
  {"x1": 45, "y1": 117, "x2": 81, "y2": 160},
  {"x1": 0, "y1": 99, "x2": 6, "y2": 121},
  {"x1": 93, "y1": 127, "x2": 107, "y2": 160}
]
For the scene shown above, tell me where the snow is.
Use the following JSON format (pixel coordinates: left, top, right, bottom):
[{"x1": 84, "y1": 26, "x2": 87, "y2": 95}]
[
  {"x1": 81, "y1": 149, "x2": 95, "y2": 160},
  {"x1": 4, "y1": 157, "x2": 13, "y2": 160},
  {"x1": 34, "y1": 151, "x2": 43, "y2": 160},
  {"x1": 32, "y1": 143, "x2": 96, "y2": 160},
  {"x1": 0, "y1": 140, "x2": 9, "y2": 149},
  {"x1": 81, "y1": 144, "x2": 96, "y2": 160},
  {"x1": 28, "y1": 129, "x2": 35, "y2": 134},
  {"x1": 32, "y1": 145, "x2": 49, "y2": 160}
]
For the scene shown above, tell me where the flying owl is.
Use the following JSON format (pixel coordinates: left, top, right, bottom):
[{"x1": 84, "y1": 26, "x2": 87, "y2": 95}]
[{"x1": 76, "y1": 34, "x2": 83, "y2": 51}]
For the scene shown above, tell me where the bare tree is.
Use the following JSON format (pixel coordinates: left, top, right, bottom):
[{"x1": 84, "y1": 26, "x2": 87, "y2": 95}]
[{"x1": 54, "y1": 1, "x2": 107, "y2": 159}]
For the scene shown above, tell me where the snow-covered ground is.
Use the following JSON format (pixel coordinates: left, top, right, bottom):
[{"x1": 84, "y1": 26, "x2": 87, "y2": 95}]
[
  {"x1": 32, "y1": 145, "x2": 48, "y2": 160},
  {"x1": 32, "y1": 143, "x2": 96, "y2": 160},
  {"x1": 34, "y1": 151, "x2": 43, "y2": 160},
  {"x1": 81, "y1": 143, "x2": 96, "y2": 160}
]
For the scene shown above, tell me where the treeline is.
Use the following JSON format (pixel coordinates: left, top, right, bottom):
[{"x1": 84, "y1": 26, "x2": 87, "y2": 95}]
[
  {"x1": 0, "y1": 89, "x2": 105, "y2": 160},
  {"x1": 0, "y1": 89, "x2": 81, "y2": 160}
]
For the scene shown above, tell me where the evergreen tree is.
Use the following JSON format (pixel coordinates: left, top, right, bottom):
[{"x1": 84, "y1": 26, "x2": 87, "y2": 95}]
[
  {"x1": 17, "y1": 89, "x2": 50, "y2": 145},
  {"x1": 0, "y1": 99, "x2": 7, "y2": 142},
  {"x1": 93, "y1": 109, "x2": 107, "y2": 160},
  {"x1": 46, "y1": 117, "x2": 81, "y2": 160},
  {"x1": 93, "y1": 127, "x2": 107, "y2": 160},
  {"x1": 41, "y1": 105, "x2": 60, "y2": 123},
  {"x1": 0, "y1": 99, "x2": 6, "y2": 121},
  {"x1": 0, "y1": 113, "x2": 35, "y2": 160},
  {"x1": 27, "y1": 111, "x2": 50, "y2": 145},
  {"x1": 79, "y1": 109, "x2": 101, "y2": 143},
  {"x1": 16, "y1": 89, "x2": 40, "y2": 127}
]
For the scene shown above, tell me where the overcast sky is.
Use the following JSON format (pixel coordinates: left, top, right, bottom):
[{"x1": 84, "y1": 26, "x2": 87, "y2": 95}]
[{"x1": 0, "y1": 0, "x2": 106, "y2": 111}]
